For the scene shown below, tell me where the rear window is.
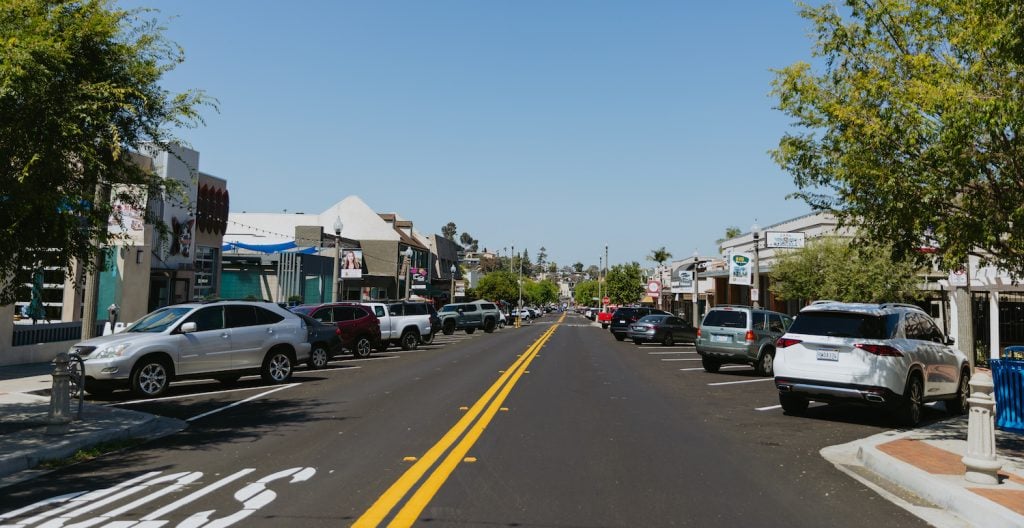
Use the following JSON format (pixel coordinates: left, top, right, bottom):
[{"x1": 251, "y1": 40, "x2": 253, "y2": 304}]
[
  {"x1": 612, "y1": 308, "x2": 636, "y2": 319},
  {"x1": 788, "y1": 312, "x2": 899, "y2": 339},
  {"x1": 702, "y1": 310, "x2": 747, "y2": 328},
  {"x1": 638, "y1": 315, "x2": 668, "y2": 323},
  {"x1": 480, "y1": 303, "x2": 496, "y2": 310}
]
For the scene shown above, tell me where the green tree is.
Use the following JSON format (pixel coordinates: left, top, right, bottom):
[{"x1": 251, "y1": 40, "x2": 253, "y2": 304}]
[
  {"x1": 773, "y1": 0, "x2": 1024, "y2": 275},
  {"x1": 647, "y1": 247, "x2": 673, "y2": 267},
  {"x1": 771, "y1": 238, "x2": 923, "y2": 303},
  {"x1": 529, "y1": 279, "x2": 560, "y2": 305},
  {"x1": 547, "y1": 262, "x2": 557, "y2": 274},
  {"x1": 605, "y1": 263, "x2": 645, "y2": 305},
  {"x1": 0, "y1": 0, "x2": 214, "y2": 304},
  {"x1": 717, "y1": 227, "x2": 742, "y2": 253},
  {"x1": 474, "y1": 271, "x2": 519, "y2": 304},
  {"x1": 573, "y1": 280, "x2": 600, "y2": 306},
  {"x1": 573, "y1": 262, "x2": 584, "y2": 273},
  {"x1": 442, "y1": 222, "x2": 457, "y2": 240}
]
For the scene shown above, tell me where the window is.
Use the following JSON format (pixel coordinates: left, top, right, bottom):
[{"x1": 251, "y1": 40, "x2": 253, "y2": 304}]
[
  {"x1": 373, "y1": 306, "x2": 386, "y2": 318},
  {"x1": 462, "y1": 304, "x2": 478, "y2": 312},
  {"x1": 481, "y1": 303, "x2": 496, "y2": 311},
  {"x1": 752, "y1": 312, "x2": 767, "y2": 331},
  {"x1": 411, "y1": 304, "x2": 428, "y2": 315},
  {"x1": 389, "y1": 304, "x2": 405, "y2": 316},
  {"x1": 313, "y1": 308, "x2": 333, "y2": 323},
  {"x1": 184, "y1": 307, "x2": 224, "y2": 332},
  {"x1": 702, "y1": 310, "x2": 747, "y2": 328},
  {"x1": 193, "y1": 246, "x2": 219, "y2": 299},
  {"x1": 225, "y1": 305, "x2": 258, "y2": 328},
  {"x1": 256, "y1": 307, "x2": 284, "y2": 325},
  {"x1": 332, "y1": 307, "x2": 352, "y2": 322},
  {"x1": 788, "y1": 312, "x2": 898, "y2": 339},
  {"x1": 768, "y1": 314, "x2": 785, "y2": 333}
]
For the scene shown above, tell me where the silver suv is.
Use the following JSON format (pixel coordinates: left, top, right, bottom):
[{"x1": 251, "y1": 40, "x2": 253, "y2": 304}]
[
  {"x1": 70, "y1": 300, "x2": 311, "y2": 397},
  {"x1": 696, "y1": 305, "x2": 793, "y2": 376}
]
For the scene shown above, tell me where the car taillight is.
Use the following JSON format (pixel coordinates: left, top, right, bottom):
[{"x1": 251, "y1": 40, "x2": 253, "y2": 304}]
[
  {"x1": 855, "y1": 343, "x2": 903, "y2": 357},
  {"x1": 745, "y1": 330, "x2": 755, "y2": 341},
  {"x1": 629, "y1": 316, "x2": 638, "y2": 322},
  {"x1": 776, "y1": 337, "x2": 802, "y2": 348},
  {"x1": 696, "y1": 328, "x2": 702, "y2": 338},
  {"x1": 335, "y1": 328, "x2": 342, "y2": 336}
]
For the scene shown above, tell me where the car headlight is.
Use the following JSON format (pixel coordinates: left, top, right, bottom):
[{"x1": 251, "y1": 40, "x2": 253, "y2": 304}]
[{"x1": 93, "y1": 343, "x2": 132, "y2": 359}]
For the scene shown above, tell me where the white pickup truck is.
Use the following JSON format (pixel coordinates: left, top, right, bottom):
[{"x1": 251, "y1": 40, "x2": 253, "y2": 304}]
[{"x1": 362, "y1": 301, "x2": 438, "y2": 351}]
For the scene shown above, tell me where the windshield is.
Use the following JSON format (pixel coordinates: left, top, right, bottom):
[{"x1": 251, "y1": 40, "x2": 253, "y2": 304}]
[
  {"x1": 440, "y1": 305, "x2": 460, "y2": 313},
  {"x1": 125, "y1": 307, "x2": 193, "y2": 333},
  {"x1": 290, "y1": 306, "x2": 315, "y2": 316}
]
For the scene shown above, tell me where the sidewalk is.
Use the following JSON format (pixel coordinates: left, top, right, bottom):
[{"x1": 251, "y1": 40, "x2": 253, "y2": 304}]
[
  {"x1": 0, "y1": 361, "x2": 185, "y2": 489},
  {"x1": 822, "y1": 416, "x2": 1024, "y2": 527}
]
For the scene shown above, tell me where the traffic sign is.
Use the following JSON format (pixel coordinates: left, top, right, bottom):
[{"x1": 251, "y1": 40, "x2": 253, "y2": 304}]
[{"x1": 602, "y1": 296, "x2": 610, "y2": 305}]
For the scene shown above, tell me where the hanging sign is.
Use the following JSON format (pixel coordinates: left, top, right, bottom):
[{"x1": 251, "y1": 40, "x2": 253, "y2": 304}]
[{"x1": 729, "y1": 253, "x2": 753, "y2": 286}]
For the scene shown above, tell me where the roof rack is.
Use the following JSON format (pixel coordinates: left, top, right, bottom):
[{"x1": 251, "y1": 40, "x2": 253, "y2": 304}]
[
  {"x1": 879, "y1": 302, "x2": 925, "y2": 312},
  {"x1": 810, "y1": 300, "x2": 840, "y2": 305}
]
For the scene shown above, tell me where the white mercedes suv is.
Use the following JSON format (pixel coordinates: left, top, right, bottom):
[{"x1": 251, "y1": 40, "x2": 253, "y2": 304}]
[
  {"x1": 70, "y1": 300, "x2": 310, "y2": 397},
  {"x1": 773, "y1": 302, "x2": 970, "y2": 427}
]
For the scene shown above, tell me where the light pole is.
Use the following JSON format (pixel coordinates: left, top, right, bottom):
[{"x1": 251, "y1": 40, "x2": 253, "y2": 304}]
[
  {"x1": 751, "y1": 221, "x2": 761, "y2": 308},
  {"x1": 333, "y1": 217, "x2": 343, "y2": 301},
  {"x1": 597, "y1": 256, "x2": 602, "y2": 310},
  {"x1": 450, "y1": 263, "x2": 457, "y2": 304},
  {"x1": 692, "y1": 249, "x2": 701, "y2": 328},
  {"x1": 404, "y1": 247, "x2": 413, "y2": 300}
]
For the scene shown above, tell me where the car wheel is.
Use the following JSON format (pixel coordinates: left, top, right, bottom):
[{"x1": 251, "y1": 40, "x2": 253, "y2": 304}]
[
  {"x1": 633, "y1": 339, "x2": 644, "y2": 345},
  {"x1": 662, "y1": 334, "x2": 675, "y2": 346},
  {"x1": 614, "y1": 333, "x2": 625, "y2": 341},
  {"x1": 420, "y1": 332, "x2": 435, "y2": 345},
  {"x1": 352, "y1": 337, "x2": 373, "y2": 359},
  {"x1": 601, "y1": 324, "x2": 609, "y2": 329},
  {"x1": 701, "y1": 356, "x2": 721, "y2": 373},
  {"x1": 261, "y1": 349, "x2": 293, "y2": 384},
  {"x1": 779, "y1": 393, "x2": 808, "y2": 415},
  {"x1": 946, "y1": 368, "x2": 971, "y2": 415},
  {"x1": 483, "y1": 319, "x2": 496, "y2": 333},
  {"x1": 894, "y1": 374, "x2": 924, "y2": 427},
  {"x1": 755, "y1": 350, "x2": 775, "y2": 377},
  {"x1": 465, "y1": 327, "x2": 476, "y2": 334},
  {"x1": 130, "y1": 358, "x2": 171, "y2": 397},
  {"x1": 308, "y1": 345, "x2": 330, "y2": 369},
  {"x1": 443, "y1": 320, "x2": 455, "y2": 335},
  {"x1": 400, "y1": 330, "x2": 419, "y2": 351}
]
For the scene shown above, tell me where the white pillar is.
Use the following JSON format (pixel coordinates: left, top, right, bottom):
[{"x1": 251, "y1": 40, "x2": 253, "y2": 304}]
[{"x1": 962, "y1": 371, "x2": 1002, "y2": 485}]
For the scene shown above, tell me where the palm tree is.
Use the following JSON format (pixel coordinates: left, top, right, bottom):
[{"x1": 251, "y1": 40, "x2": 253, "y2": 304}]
[
  {"x1": 647, "y1": 247, "x2": 672, "y2": 267},
  {"x1": 716, "y1": 226, "x2": 742, "y2": 254}
]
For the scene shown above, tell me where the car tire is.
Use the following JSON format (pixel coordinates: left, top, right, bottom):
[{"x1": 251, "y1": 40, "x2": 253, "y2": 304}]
[
  {"x1": 400, "y1": 330, "x2": 419, "y2": 351},
  {"x1": 352, "y1": 337, "x2": 373, "y2": 359},
  {"x1": 442, "y1": 320, "x2": 455, "y2": 335},
  {"x1": 261, "y1": 349, "x2": 294, "y2": 384},
  {"x1": 755, "y1": 349, "x2": 775, "y2": 377},
  {"x1": 130, "y1": 357, "x2": 171, "y2": 397},
  {"x1": 946, "y1": 368, "x2": 971, "y2": 415},
  {"x1": 779, "y1": 393, "x2": 809, "y2": 415},
  {"x1": 420, "y1": 332, "x2": 435, "y2": 345},
  {"x1": 614, "y1": 333, "x2": 625, "y2": 341},
  {"x1": 662, "y1": 334, "x2": 674, "y2": 346},
  {"x1": 893, "y1": 374, "x2": 924, "y2": 427},
  {"x1": 465, "y1": 327, "x2": 476, "y2": 334},
  {"x1": 483, "y1": 319, "x2": 496, "y2": 333},
  {"x1": 633, "y1": 339, "x2": 644, "y2": 345},
  {"x1": 601, "y1": 324, "x2": 608, "y2": 329},
  {"x1": 701, "y1": 356, "x2": 721, "y2": 373},
  {"x1": 308, "y1": 345, "x2": 330, "y2": 369}
]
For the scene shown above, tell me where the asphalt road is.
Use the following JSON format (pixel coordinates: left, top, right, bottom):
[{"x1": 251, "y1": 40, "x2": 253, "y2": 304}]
[{"x1": 0, "y1": 312, "x2": 933, "y2": 527}]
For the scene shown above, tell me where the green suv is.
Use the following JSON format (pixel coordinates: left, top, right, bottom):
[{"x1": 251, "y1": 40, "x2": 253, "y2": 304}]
[{"x1": 695, "y1": 305, "x2": 793, "y2": 376}]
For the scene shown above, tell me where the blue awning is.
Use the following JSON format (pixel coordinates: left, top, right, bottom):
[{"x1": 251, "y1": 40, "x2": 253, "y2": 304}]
[{"x1": 222, "y1": 241, "x2": 318, "y2": 254}]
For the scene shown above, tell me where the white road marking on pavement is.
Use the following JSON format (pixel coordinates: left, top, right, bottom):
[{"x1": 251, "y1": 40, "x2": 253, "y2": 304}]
[
  {"x1": 186, "y1": 383, "x2": 298, "y2": 422},
  {"x1": 648, "y1": 351, "x2": 697, "y2": 355},
  {"x1": 756, "y1": 404, "x2": 782, "y2": 411},
  {"x1": 660, "y1": 358, "x2": 702, "y2": 361},
  {"x1": 707, "y1": 378, "x2": 774, "y2": 386},
  {"x1": 142, "y1": 469, "x2": 256, "y2": 520},
  {"x1": 678, "y1": 365, "x2": 748, "y2": 372},
  {"x1": 339, "y1": 356, "x2": 400, "y2": 363}
]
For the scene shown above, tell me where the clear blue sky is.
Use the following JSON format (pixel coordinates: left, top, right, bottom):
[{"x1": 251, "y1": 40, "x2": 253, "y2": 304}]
[{"x1": 136, "y1": 0, "x2": 817, "y2": 269}]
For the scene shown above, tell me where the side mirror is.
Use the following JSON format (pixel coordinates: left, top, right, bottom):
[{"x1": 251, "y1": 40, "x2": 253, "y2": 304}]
[
  {"x1": 945, "y1": 337, "x2": 956, "y2": 346},
  {"x1": 180, "y1": 322, "x2": 197, "y2": 334}
]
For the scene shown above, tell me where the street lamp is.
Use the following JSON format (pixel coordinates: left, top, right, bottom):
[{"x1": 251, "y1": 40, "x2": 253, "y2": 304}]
[
  {"x1": 333, "y1": 217, "x2": 343, "y2": 301},
  {"x1": 751, "y1": 221, "x2": 761, "y2": 308},
  {"x1": 450, "y1": 263, "x2": 457, "y2": 303},
  {"x1": 692, "y1": 249, "x2": 701, "y2": 328},
  {"x1": 404, "y1": 247, "x2": 414, "y2": 300}
]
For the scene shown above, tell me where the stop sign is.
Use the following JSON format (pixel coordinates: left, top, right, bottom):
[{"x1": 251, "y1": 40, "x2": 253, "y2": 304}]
[{"x1": 602, "y1": 296, "x2": 610, "y2": 305}]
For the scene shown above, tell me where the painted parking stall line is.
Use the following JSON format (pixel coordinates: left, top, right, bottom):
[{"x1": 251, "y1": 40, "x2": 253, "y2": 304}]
[
  {"x1": 707, "y1": 378, "x2": 775, "y2": 387},
  {"x1": 647, "y1": 351, "x2": 696, "y2": 355},
  {"x1": 660, "y1": 358, "x2": 702, "y2": 362},
  {"x1": 679, "y1": 365, "x2": 748, "y2": 372}
]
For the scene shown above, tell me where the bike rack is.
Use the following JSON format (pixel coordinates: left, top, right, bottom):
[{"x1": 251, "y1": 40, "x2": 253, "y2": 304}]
[{"x1": 68, "y1": 353, "x2": 85, "y2": 419}]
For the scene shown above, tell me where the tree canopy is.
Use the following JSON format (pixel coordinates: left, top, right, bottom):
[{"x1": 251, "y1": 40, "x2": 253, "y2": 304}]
[
  {"x1": 605, "y1": 262, "x2": 645, "y2": 305},
  {"x1": 573, "y1": 280, "x2": 599, "y2": 306},
  {"x1": 0, "y1": 0, "x2": 215, "y2": 304},
  {"x1": 773, "y1": 0, "x2": 1024, "y2": 275},
  {"x1": 770, "y1": 237, "x2": 924, "y2": 303},
  {"x1": 473, "y1": 271, "x2": 518, "y2": 304},
  {"x1": 442, "y1": 222, "x2": 457, "y2": 240},
  {"x1": 647, "y1": 247, "x2": 673, "y2": 266}
]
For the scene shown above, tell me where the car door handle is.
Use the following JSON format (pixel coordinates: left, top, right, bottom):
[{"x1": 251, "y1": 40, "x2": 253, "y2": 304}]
[
  {"x1": 221, "y1": 333, "x2": 229, "y2": 339},
  {"x1": 267, "y1": 328, "x2": 274, "y2": 334}
]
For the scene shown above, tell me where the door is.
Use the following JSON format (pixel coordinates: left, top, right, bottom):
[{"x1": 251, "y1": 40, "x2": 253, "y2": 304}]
[
  {"x1": 177, "y1": 306, "x2": 232, "y2": 374},
  {"x1": 225, "y1": 305, "x2": 268, "y2": 369}
]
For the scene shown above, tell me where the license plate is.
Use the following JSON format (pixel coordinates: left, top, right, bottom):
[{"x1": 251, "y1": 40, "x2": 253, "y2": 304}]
[
  {"x1": 619, "y1": 320, "x2": 626, "y2": 324},
  {"x1": 711, "y1": 334, "x2": 729, "y2": 343},
  {"x1": 816, "y1": 350, "x2": 839, "y2": 361}
]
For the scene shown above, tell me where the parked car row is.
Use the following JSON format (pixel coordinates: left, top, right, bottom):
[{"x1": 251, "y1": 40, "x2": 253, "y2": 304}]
[{"x1": 69, "y1": 298, "x2": 514, "y2": 399}]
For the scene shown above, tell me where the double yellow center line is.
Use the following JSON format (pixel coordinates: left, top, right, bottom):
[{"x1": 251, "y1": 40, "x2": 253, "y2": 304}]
[{"x1": 353, "y1": 315, "x2": 563, "y2": 527}]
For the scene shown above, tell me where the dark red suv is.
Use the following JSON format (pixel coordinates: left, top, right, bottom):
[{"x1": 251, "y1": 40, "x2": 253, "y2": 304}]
[{"x1": 291, "y1": 303, "x2": 382, "y2": 358}]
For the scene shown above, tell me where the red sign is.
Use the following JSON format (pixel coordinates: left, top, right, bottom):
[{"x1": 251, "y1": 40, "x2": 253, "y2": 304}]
[
  {"x1": 646, "y1": 281, "x2": 661, "y2": 295},
  {"x1": 602, "y1": 296, "x2": 610, "y2": 305}
]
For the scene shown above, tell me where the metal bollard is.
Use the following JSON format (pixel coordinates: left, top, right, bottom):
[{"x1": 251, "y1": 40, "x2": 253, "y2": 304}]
[
  {"x1": 46, "y1": 352, "x2": 73, "y2": 435},
  {"x1": 962, "y1": 371, "x2": 1002, "y2": 485}
]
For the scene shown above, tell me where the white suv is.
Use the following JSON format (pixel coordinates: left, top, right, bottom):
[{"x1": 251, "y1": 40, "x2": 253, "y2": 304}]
[
  {"x1": 71, "y1": 301, "x2": 311, "y2": 397},
  {"x1": 773, "y1": 302, "x2": 970, "y2": 427}
]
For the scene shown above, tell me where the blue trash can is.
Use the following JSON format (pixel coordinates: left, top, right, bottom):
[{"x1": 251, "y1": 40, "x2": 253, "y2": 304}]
[{"x1": 992, "y1": 350, "x2": 1024, "y2": 434}]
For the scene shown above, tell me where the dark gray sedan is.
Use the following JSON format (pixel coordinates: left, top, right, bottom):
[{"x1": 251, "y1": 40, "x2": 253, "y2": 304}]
[
  {"x1": 296, "y1": 313, "x2": 344, "y2": 369},
  {"x1": 627, "y1": 314, "x2": 697, "y2": 346}
]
